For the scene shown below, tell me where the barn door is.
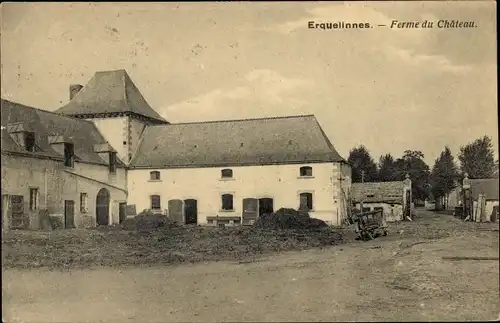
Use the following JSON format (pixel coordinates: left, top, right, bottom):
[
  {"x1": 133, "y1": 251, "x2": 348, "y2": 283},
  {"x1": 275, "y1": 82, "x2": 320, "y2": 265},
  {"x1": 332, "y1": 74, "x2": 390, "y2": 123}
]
[
  {"x1": 168, "y1": 199, "x2": 183, "y2": 224},
  {"x1": 64, "y1": 200, "x2": 75, "y2": 229},
  {"x1": 184, "y1": 199, "x2": 198, "y2": 225},
  {"x1": 96, "y1": 188, "x2": 110, "y2": 226},
  {"x1": 242, "y1": 198, "x2": 258, "y2": 226},
  {"x1": 10, "y1": 195, "x2": 28, "y2": 229},
  {"x1": 258, "y1": 198, "x2": 274, "y2": 216}
]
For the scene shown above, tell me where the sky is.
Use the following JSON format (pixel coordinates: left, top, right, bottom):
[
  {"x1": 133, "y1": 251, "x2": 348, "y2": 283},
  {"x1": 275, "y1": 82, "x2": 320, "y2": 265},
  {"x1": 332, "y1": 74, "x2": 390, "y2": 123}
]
[{"x1": 1, "y1": 1, "x2": 497, "y2": 165}]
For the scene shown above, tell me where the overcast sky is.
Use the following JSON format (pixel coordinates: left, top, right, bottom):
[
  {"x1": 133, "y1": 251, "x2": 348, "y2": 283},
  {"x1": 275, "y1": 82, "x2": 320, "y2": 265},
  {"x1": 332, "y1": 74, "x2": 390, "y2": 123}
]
[{"x1": 1, "y1": 2, "x2": 497, "y2": 165}]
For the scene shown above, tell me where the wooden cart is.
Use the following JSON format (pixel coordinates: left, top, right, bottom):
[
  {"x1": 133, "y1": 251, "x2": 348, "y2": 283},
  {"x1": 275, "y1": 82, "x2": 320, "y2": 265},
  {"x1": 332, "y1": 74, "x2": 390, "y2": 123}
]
[{"x1": 352, "y1": 209, "x2": 388, "y2": 241}]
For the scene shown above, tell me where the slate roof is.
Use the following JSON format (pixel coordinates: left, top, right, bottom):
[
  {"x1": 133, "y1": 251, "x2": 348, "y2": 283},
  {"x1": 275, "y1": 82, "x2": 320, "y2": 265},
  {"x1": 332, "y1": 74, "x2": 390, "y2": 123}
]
[
  {"x1": 129, "y1": 115, "x2": 345, "y2": 168},
  {"x1": 56, "y1": 69, "x2": 168, "y2": 124},
  {"x1": 351, "y1": 181, "x2": 406, "y2": 204},
  {"x1": 1, "y1": 99, "x2": 124, "y2": 166},
  {"x1": 470, "y1": 178, "x2": 499, "y2": 201}
]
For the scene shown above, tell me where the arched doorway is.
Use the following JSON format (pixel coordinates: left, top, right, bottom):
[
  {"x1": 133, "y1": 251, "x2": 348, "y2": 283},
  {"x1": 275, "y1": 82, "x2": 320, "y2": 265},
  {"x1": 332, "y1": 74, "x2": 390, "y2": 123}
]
[{"x1": 96, "y1": 188, "x2": 110, "y2": 226}]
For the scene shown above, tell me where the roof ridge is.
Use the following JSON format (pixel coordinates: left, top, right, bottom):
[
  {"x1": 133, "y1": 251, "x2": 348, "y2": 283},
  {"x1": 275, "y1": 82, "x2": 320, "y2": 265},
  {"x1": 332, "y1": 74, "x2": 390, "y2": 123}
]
[
  {"x1": 95, "y1": 69, "x2": 127, "y2": 74},
  {"x1": 149, "y1": 114, "x2": 316, "y2": 126},
  {"x1": 1, "y1": 98, "x2": 95, "y2": 125}
]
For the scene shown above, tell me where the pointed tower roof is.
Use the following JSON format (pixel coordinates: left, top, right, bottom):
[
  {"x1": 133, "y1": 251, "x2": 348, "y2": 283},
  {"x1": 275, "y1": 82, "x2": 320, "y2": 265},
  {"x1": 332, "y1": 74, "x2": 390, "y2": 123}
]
[{"x1": 56, "y1": 69, "x2": 168, "y2": 124}]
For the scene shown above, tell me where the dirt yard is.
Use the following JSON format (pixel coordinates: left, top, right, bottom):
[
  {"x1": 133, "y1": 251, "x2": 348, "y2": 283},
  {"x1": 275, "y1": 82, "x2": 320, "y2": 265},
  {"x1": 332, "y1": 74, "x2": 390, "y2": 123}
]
[{"x1": 2, "y1": 209, "x2": 499, "y2": 322}]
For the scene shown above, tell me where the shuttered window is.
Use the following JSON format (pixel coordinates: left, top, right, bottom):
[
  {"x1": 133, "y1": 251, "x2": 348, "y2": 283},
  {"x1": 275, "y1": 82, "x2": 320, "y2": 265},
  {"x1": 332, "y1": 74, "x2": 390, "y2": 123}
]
[
  {"x1": 150, "y1": 171, "x2": 161, "y2": 180},
  {"x1": 151, "y1": 195, "x2": 161, "y2": 210}
]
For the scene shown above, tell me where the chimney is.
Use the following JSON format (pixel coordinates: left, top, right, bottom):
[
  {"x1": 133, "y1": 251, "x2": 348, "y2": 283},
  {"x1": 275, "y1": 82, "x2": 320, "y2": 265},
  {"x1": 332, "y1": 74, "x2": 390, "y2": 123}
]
[{"x1": 69, "y1": 84, "x2": 84, "y2": 101}]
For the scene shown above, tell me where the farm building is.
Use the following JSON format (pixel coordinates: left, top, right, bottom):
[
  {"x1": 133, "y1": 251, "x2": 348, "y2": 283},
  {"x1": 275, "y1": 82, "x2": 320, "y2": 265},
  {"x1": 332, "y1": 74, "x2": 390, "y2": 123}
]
[
  {"x1": 351, "y1": 177, "x2": 412, "y2": 222},
  {"x1": 1, "y1": 99, "x2": 128, "y2": 230},
  {"x1": 1, "y1": 69, "x2": 352, "y2": 229},
  {"x1": 469, "y1": 178, "x2": 499, "y2": 222}
]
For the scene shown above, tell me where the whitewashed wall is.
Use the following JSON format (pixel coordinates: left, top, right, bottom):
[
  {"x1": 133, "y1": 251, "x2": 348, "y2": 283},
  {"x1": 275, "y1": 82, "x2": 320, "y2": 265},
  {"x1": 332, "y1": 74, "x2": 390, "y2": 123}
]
[{"x1": 127, "y1": 162, "x2": 349, "y2": 226}]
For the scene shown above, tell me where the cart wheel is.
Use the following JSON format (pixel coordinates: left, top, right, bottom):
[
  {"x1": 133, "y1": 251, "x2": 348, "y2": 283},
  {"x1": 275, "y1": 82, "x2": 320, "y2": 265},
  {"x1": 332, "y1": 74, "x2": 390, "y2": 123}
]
[
  {"x1": 365, "y1": 231, "x2": 373, "y2": 241},
  {"x1": 383, "y1": 230, "x2": 388, "y2": 236}
]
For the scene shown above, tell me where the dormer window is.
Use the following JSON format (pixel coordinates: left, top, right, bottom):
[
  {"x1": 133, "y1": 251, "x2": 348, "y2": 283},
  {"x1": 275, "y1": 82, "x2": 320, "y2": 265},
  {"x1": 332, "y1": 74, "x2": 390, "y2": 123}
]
[
  {"x1": 64, "y1": 143, "x2": 75, "y2": 167},
  {"x1": 7, "y1": 123, "x2": 39, "y2": 152},
  {"x1": 221, "y1": 169, "x2": 233, "y2": 179},
  {"x1": 109, "y1": 152, "x2": 117, "y2": 173},
  {"x1": 299, "y1": 166, "x2": 313, "y2": 177},
  {"x1": 24, "y1": 132, "x2": 36, "y2": 152},
  {"x1": 150, "y1": 171, "x2": 161, "y2": 181}
]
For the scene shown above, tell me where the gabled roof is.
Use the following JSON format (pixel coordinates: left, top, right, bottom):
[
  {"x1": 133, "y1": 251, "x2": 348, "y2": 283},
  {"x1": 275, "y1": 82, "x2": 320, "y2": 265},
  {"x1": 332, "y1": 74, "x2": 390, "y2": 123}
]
[
  {"x1": 1, "y1": 99, "x2": 124, "y2": 166},
  {"x1": 351, "y1": 181, "x2": 406, "y2": 204},
  {"x1": 129, "y1": 115, "x2": 346, "y2": 168},
  {"x1": 470, "y1": 178, "x2": 499, "y2": 201},
  {"x1": 56, "y1": 69, "x2": 168, "y2": 124}
]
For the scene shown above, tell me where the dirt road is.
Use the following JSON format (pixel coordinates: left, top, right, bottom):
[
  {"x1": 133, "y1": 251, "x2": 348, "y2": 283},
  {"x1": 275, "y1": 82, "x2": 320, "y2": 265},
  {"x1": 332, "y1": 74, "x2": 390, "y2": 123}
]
[{"x1": 3, "y1": 211, "x2": 499, "y2": 322}]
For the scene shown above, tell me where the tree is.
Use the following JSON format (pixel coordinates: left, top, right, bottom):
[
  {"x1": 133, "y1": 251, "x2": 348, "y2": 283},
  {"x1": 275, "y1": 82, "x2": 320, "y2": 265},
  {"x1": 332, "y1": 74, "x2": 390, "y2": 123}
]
[
  {"x1": 347, "y1": 145, "x2": 378, "y2": 183},
  {"x1": 378, "y1": 154, "x2": 398, "y2": 181},
  {"x1": 430, "y1": 146, "x2": 459, "y2": 207},
  {"x1": 458, "y1": 136, "x2": 497, "y2": 179},
  {"x1": 394, "y1": 150, "x2": 431, "y2": 201}
]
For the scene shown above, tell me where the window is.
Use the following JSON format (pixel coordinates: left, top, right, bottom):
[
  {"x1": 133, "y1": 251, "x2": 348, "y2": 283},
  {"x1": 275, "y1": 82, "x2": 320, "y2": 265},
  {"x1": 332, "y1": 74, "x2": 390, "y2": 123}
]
[
  {"x1": 299, "y1": 166, "x2": 313, "y2": 177},
  {"x1": 29, "y1": 188, "x2": 39, "y2": 211},
  {"x1": 24, "y1": 132, "x2": 36, "y2": 152},
  {"x1": 299, "y1": 192, "x2": 313, "y2": 211},
  {"x1": 221, "y1": 169, "x2": 233, "y2": 178},
  {"x1": 151, "y1": 195, "x2": 161, "y2": 210},
  {"x1": 109, "y1": 152, "x2": 117, "y2": 173},
  {"x1": 221, "y1": 194, "x2": 234, "y2": 211},
  {"x1": 150, "y1": 171, "x2": 161, "y2": 181},
  {"x1": 64, "y1": 143, "x2": 75, "y2": 167},
  {"x1": 80, "y1": 193, "x2": 88, "y2": 213}
]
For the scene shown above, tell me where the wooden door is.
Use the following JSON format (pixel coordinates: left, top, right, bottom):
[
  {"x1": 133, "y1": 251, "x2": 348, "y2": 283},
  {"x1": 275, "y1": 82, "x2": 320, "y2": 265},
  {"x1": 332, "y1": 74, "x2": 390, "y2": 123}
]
[
  {"x1": 119, "y1": 202, "x2": 127, "y2": 224},
  {"x1": 96, "y1": 188, "x2": 110, "y2": 226},
  {"x1": 10, "y1": 195, "x2": 28, "y2": 229},
  {"x1": 64, "y1": 200, "x2": 75, "y2": 229},
  {"x1": 258, "y1": 198, "x2": 274, "y2": 216},
  {"x1": 168, "y1": 199, "x2": 183, "y2": 224},
  {"x1": 242, "y1": 198, "x2": 258, "y2": 226},
  {"x1": 184, "y1": 199, "x2": 198, "y2": 225}
]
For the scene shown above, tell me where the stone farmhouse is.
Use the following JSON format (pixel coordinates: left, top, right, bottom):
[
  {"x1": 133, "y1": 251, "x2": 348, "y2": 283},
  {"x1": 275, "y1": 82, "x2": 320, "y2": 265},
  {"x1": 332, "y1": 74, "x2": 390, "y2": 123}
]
[
  {"x1": 351, "y1": 177, "x2": 412, "y2": 222},
  {"x1": 1, "y1": 69, "x2": 352, "y2": 230}
]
